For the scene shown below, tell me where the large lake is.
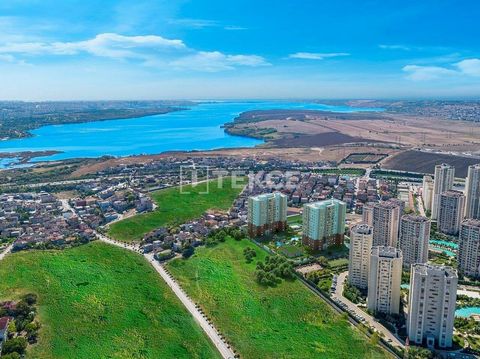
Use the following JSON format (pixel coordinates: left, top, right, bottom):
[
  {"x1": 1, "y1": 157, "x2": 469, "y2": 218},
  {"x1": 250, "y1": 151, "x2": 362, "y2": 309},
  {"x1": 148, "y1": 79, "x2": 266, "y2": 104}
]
[{"x1": 0, "y1": 101, "x2": 382, "y2": 165}]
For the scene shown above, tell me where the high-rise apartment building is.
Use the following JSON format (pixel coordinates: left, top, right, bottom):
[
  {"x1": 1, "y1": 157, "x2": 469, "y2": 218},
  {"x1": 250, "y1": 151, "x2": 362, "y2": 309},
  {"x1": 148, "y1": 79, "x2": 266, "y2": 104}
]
[
  {"x1": 458, "y1": 219, "x2": 480, "y2": 278},
  {"x1": 407, "y1": 264, "x2": 457, "y2": 349},
  {"x1": 464, "y1": 164, "x2": 480, "y2": 220},
  {"x1": 368, "y1": 246, "x2": 402, "y2": 315},
  {"x1": 372, "y1": 200, "x2": 401, "y2": 247},
  {"x1": 362, "y1": 203, "x2": 374, "y2": 226},
  {"x1": 399, "y1": 215, "x2": 431, "y2": 268},
  {"x1": 302, "y1": 199, "x2": 346, "y2": 251},
  {"x1": 348, "y1": 223, "x2": 373, "y2": 290},
  {"x1": 247, "y1": 192, "x2": 287, "y2": 237},
  {"x1": 438, "y1": 190, "x2": 465, "y2": 236},
  {"x1": 422, "y1": 175, "x2": 434, "y2": 213},
  {"x1": 432, "y1": 164, "x2": 455, "y2": 220}
]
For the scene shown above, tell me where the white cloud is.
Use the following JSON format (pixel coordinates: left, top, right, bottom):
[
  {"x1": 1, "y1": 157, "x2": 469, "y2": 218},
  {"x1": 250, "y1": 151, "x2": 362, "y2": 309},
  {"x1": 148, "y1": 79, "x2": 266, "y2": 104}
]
[
  {"x1": 402, "y1": 65, "x2": 457, "y2": 81},
  {"x1": 403, "y1": 58, "x2": 480, "y2": 80},
  {"x1": 167, "y1": 18, "x2": 218, "y2": 29},
  {"x1": 456, "y1": 59, "x2": 480, "y2": 77},
  {"x1": 224, "y1": 25, "x2": 247, "y2": 31},
  {"x1": 288, "y1": 52, "x2": 349, "y2": 60},
  {"x1": 170, "y1": 51, "x2": 269, "y2": 72},
  {"x1": 379, "y1": 44, "x2": 410, "y2": 51},
  {"x1": 0, "y1": 32, "x2": 268, "y2": 72}
]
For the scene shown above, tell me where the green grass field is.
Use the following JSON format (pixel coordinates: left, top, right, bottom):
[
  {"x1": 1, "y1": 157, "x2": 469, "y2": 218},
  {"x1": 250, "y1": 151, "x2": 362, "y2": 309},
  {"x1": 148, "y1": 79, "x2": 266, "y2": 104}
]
[
  {"x1": 0, "y1": 242, "x2": 220, "y2": 359},
  {"x1": 108, "y1": 178, "x2": 245, "y2": 242},
  {"x1": 167, "y1": 239, "x2": 388, "y2": 359}
]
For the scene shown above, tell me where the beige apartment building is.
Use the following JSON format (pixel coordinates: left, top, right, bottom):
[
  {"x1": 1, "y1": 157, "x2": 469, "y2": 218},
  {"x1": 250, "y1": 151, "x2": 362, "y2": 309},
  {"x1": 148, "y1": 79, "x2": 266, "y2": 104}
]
[
  {"x1": 431, "y1": 164, "x2": 455, "y2": 220},
  {"x1": 372, "y1": 200, "x2": 401, "y2": 247},
  {"x1": 368, "y1": 246, "x2": 402, "y2": 315},
  {"x1": 398, "y1": 215, "x2": 431, "y2": 268},
  {"x1": 438, "y1": 190, "x2": 465, "y2": 236},
  {"x1": 458, "y1": 219, "x2": 480, "y2": 278},
  {"x1": 348, "y1": 223, "x2": 373, "y2": 290},
  {"x1": 465, "y1": 164, "x2": 480, "y2": 220}
]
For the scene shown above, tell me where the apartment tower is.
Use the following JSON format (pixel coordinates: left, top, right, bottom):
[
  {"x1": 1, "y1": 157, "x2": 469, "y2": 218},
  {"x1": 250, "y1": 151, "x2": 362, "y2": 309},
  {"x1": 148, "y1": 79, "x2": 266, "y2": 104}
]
[
  {"x1": 399, "y1": 215, "x2": 431, "y2": 268},
  {"x1": 348, "y1": 223, "x2": 373, "y2": 290},
  {"x1": 407, "y1": 264, "x2": 457, "y2": 349},
  {"x1": 465, "y1": 164, "x2": 480, "y2": 219},
  {"x1": 431, "y1": 164, "x2": 455, "y2": 220},
  {"x1": 458, "y1": 219, "x2": 480, "y2": 278},
  {"x1": 438, "y1": 190, "x2": 465, "y2": 236},
  {"x1": 302, "y1": 199, "x2": 346, "y2": 251},
  {"x1": 368, "y1": 246, "x2": 402, "y2": 315},
  {"x1": 247, "y1": 192, "x2": 287, "y2": 237}
]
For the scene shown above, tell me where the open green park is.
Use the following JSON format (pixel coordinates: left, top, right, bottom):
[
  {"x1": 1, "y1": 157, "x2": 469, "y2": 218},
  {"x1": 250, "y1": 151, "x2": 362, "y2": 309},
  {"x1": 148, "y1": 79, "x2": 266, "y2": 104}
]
[
  {"x1": 167, "y1": 238, "x2": 389, "y2": 359},
  {"x1": 108, "y1": 177, "x2": 245, "y2": 242},
  {"x1": 0, "y1": 242, "x2": 219, "y2": 359}
]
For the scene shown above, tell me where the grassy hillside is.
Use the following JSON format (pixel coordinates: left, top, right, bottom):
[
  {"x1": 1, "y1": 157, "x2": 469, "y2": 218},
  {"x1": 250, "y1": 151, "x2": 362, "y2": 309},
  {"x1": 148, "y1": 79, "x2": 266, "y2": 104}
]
[
  {"x1": 0, "y1": 242, "x2": 220, "y2": 359},
  {"x1": 108, "y1": 178, "x2": 244, "y2": 242},
  {"x1": 167, "y1": 239, "x2": 388, "y2": 359}
]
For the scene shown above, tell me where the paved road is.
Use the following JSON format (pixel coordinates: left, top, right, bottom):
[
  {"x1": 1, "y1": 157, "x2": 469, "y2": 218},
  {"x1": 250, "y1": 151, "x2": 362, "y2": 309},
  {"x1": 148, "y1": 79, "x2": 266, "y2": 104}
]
[
  {"x1": 333, "y1": 271, "x2": 405, "y2": 350},
  {"x1": 95, "y1": 235, "x2": 235, "y2": 359},
  {"x1": 0, "y1": 244, "x2": 13, "y2": 261}
]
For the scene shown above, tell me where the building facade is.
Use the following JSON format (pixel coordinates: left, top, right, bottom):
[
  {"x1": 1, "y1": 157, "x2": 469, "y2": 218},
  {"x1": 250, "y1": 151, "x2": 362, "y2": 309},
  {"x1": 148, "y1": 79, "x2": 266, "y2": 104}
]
[
  {"x1": 407, "y1": 264, "x2": 457, "y2": 349},
  {"x1": 399, "y1": 215, "x2": 431, "y2": 268},
  {"x1": 465, "y1": 164, "x2": 480, "y2": 220},
  {"x1": 348, "y1": 223, "x2": 373, "y2": 290},
  {"x1": 372, "y1": 200, "x2": 401, "y2": 248},
  {"x1": 458, "y1": 219, "x2": 480, "y2": 278},
  {"x1": 362, "y1": 203, "x2": 374, "y2": 226},
  {"x1": 422, "y1": 175, "x2": 434, "y2": 213},
  {"x1": 432, "y1": 164, "x2": 455, "y2": 220},
  {"x1": 247, "y1": 192, "x2": 287, "y2": 237},
  {"x1": 438, "y1": 190, "x2": 465, "y2": 236},
  {"x1": 368, "y1": 246, "x2": 402, "y2": 315},
  {"x1": 302, "y1": 199, "x2": 346, "y2": 251}
]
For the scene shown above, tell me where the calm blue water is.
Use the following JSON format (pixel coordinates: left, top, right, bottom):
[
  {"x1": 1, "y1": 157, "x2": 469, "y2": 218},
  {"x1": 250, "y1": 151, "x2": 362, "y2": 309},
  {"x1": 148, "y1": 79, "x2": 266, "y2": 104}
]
[
  {"x1": 430, "y1": 246, "x2": 456, "y2": 257},
  {"x1": 0, "y1": 101, "x2": 383, "y2": 166},
  {"x1": 455, "y1": 307, "x2": 480, "y2": 318},
  {"x1": 429, "y1": 239, "x2": 458, "y2": 249}
]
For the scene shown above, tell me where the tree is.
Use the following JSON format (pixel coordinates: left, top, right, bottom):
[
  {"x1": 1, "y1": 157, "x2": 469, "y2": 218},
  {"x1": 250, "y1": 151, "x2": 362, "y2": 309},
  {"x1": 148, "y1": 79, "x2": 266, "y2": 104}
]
[
  {"x1": 407, "y1": 346, "x2": 434, "y2": 359},
  {"x1": 1, "y1": 353, "x2": 21, "y2": 359},
  {"x1": 2, "y1": 337, "x2": 27, "y2": 355},
  {"x1": 182, "y1": 246, "x2": 195, "y2": 259}
]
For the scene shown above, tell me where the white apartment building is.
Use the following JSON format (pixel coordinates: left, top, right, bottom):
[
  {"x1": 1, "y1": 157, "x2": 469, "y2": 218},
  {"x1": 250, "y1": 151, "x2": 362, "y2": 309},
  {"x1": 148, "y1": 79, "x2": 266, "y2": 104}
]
[
  {"x1": 302, "y1": 199, "x2": 346, "y2": 251},
  {"x1": 348, "y1": 223, "x2": 373, "y2": 290},
  {"x1": 465, "y1": 164, "x2": 480, "y2": 220},
  {"x1": 399, "y1": 215, "x2": 431, "y2": 268},
  {"x1": 432, "y1": 164, "x2": 455, "y2": 220},
  {"x1": 438, "y1": 190, "x2": 465, "y2": 236},
  {"x1": 422, "y1": 175, "x2": 434, "y2": 213},
  {"x1": 458, "y1": 219, "x2": 480, "y2": 278},
  {"x1": 247, "y1": 192, "x2": 287, "y2": 237},
  {"x1": 407, "y1": 264, "x2": 457, "y2": 349},
  {"x1": 372, "y1": 200, "x2": 401, "y2": 247},
  {"x1": 368, "y1": 246, "x2": 402, "y2": 315}
]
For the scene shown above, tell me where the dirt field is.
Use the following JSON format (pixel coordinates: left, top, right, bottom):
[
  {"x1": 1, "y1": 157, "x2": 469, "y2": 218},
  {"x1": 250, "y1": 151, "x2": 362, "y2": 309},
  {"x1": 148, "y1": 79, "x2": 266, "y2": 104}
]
[
  {"x1": 230, "y1": 111, "x2": 480, "y2": 151},
  {"x1": 382, "y1": 150, "x2": 480, "y2": 177}
]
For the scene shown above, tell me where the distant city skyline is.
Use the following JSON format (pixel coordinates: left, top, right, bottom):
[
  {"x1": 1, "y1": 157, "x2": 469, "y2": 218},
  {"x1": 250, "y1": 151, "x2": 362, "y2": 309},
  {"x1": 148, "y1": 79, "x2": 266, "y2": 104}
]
[{"x1": 0, "y1": 0, "x2": 479, "y2": 100}]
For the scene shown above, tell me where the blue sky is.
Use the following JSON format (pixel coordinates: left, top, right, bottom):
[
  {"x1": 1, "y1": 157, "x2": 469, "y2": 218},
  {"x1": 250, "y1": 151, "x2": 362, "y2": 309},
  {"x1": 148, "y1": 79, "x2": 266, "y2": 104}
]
[{"x1": 0, "y1": 0, "x2": 479, "y2": 100}]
